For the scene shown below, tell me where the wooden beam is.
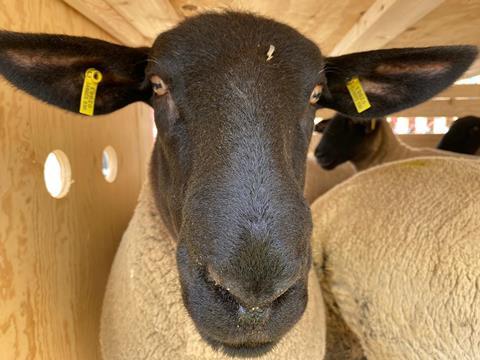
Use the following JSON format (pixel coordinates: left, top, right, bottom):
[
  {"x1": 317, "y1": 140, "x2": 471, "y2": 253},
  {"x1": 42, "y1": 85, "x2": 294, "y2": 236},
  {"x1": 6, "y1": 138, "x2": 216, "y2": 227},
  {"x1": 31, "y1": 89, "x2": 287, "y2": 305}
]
[
  {"x1": 330, "y1": 0, "x2": 445, "y2": 56},
  {"x1": 62, "y1": 0, "x2": 150, "y2": 46},
  {"x1": 438, "y1": 85, "x2": 480, "y2": 99},
  {"x1": 390, "y1": 99, "x2": 480, "y2": 117},
  {"x1": 104, "y1": 0, "x2": 181, "y2": 41}
]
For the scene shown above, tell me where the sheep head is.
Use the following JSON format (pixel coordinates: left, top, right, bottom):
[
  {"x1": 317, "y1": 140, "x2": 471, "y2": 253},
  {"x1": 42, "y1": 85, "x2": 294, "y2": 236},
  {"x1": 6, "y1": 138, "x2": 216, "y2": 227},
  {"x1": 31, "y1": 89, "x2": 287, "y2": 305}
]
[{"x1": 0, "y1": 11, "x2": 477, "y2": 351}]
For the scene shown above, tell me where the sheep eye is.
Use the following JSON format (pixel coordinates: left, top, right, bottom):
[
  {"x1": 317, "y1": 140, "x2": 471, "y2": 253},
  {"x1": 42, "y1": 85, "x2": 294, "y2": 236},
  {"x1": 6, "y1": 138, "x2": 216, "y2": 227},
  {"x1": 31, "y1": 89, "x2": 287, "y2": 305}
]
[
  {"x1": 309, "y1": 84, "x2": 323, "y2": 104},
  {"x1": 150, "y1": 75, "x2": 168, "y2": 96}
]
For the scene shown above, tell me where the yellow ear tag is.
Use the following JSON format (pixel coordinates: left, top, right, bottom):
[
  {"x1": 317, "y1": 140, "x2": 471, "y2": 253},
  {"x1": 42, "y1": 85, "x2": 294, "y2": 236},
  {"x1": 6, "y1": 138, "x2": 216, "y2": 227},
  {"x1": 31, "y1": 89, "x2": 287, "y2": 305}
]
[
  {"x1": 79, "y1": 68, "x2": 103, "y2": 116},
  {"x1": 346, "y1": 76, "x2": 371, "y2": 113}
]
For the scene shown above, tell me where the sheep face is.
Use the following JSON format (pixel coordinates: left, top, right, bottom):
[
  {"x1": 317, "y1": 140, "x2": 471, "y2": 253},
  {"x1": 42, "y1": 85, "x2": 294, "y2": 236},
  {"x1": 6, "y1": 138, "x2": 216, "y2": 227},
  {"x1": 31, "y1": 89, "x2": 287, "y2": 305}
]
[
  {"x1": 315, "y1": 114, "x2": 377, "y2": 170},
  {"x1": 149, "y1": 13, "x2": 318, "y2": 348},
  {"x1": 437, "y1": 116, "x2": 480, "y2": 154},
  {"x1": 0, "y1": 10, "x2": 477, "y2": 352}
]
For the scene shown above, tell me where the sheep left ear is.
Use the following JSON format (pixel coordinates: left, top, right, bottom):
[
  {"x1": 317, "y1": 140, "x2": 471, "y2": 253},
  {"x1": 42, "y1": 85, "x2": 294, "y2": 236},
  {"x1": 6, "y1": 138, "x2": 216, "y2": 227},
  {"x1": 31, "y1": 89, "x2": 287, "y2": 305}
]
[
  {"x1": 318, "y1": 45, "x2": 478, "y2": 118},
  {"x1": 0, "y1": 31, "x2": 151, "y2": 115}
]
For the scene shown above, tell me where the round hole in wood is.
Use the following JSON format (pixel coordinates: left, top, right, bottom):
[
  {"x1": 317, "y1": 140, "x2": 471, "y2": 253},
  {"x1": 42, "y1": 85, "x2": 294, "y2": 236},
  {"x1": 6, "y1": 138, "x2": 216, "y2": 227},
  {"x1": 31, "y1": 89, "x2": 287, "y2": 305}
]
[
  {"x1": 43, "y1": 150, "x2": 72, "y2": 199},
  {"x1": 102, "y1": 146, "x2": 118, "y2": 183}
]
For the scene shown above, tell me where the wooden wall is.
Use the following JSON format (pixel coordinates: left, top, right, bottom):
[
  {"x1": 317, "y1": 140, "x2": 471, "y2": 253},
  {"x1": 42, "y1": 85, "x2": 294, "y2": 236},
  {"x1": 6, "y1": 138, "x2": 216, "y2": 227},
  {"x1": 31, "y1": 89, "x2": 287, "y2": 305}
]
[{"x1": 0, "y1": 1, "x2": 153, "y2": 359}]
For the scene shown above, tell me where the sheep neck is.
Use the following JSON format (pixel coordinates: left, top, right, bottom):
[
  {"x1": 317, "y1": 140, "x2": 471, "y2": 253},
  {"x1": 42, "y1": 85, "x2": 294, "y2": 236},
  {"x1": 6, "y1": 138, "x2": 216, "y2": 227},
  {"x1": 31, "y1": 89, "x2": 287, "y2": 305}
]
[{"x1": 353, "y1": 121, "x2": 416, "y2": 171}]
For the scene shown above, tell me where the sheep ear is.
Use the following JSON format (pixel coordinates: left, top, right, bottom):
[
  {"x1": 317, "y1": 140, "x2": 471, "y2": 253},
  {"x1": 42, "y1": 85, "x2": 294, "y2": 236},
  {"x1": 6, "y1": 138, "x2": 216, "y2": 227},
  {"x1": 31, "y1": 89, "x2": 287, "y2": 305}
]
[
  {"x1": 314, "y1": 119, "x2": 331, "y2": 133},
  {"x1": 0, "y1": 31, "x2": 151, "y2": 115},
  {"x1": 318, "y1": 46, "x2": 478, "y2": 118}
]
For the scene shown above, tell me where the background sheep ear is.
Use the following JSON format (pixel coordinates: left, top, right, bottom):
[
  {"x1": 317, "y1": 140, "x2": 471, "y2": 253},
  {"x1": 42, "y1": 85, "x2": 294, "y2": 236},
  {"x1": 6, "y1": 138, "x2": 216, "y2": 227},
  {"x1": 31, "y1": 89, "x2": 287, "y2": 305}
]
[
  {"x1": 318, "y1": 45, "x2": 478, "y2": 118},
  {"x1": 0, "y1": 31, "x2": 151, "y2": 115},
  {"x1": 314, "y1": 119, "x2": 331, "y2": 133}
]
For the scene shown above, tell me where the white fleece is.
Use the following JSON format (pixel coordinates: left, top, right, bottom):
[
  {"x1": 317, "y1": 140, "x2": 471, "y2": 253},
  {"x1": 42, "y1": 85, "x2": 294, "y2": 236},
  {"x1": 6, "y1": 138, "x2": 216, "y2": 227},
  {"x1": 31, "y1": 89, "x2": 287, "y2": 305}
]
[
  {"x1": 100, "y1": 178, "x2": 326, "y2": 360},
  {"x1": 311, "y1": 157, "x2": 480, "y2": 359}
]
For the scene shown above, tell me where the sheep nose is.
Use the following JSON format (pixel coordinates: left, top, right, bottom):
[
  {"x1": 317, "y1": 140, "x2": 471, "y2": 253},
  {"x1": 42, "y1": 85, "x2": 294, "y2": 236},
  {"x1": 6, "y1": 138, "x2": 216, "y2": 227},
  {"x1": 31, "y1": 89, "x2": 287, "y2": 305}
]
[{"x1": 238, "y1": 305, "x2": 271, "y2": 328}]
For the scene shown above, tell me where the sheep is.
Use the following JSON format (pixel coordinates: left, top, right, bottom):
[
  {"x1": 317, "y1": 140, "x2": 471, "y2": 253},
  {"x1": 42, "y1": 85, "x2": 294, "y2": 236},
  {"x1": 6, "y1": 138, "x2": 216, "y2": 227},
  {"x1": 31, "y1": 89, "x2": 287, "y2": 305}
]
[
  {"x1": 315, "y1": 113, "x2": 475, "y2": 171},
  {"x1": 304, "y1": 155, "x2": 355, "y2": 204},
  {"x1": 311, "y1": 157, "x2": 480, "y2": 359},
  {"x1": 437, "y1": 115, "x2": 480, "y2": 155},
  {"x1": 100, "y1": 177, "x2": 327, "y2": 359},
  {"x1": 303, "y1": 118, "x2": 357, "y2": 204},
  {"x1": 0, "y1": 11, "x2": 477, "y2": 355}
]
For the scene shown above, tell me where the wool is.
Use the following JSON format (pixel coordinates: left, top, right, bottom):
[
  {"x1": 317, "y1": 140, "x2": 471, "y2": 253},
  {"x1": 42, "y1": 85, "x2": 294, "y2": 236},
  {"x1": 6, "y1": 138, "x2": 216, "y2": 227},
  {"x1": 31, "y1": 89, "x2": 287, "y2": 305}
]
[{"x1": 311, "y1": 157, "x2": 480, "y2": 359}]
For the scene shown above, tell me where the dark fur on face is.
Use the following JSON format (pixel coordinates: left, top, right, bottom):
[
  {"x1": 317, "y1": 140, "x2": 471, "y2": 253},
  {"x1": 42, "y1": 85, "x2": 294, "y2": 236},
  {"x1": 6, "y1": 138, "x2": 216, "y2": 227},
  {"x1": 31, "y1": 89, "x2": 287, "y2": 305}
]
[
  {"x1": 314, "y1": 114, "x2": 378, "y2": 170},
  {"x1": 148, "y1": 13, "x2": 318, "y2": 347},
  {"x1": 0, "y1": 11, "x2": 477, "y2": 351},
  {"x1": 437, "y1": 115, "x2": 480, "y2": 154}
]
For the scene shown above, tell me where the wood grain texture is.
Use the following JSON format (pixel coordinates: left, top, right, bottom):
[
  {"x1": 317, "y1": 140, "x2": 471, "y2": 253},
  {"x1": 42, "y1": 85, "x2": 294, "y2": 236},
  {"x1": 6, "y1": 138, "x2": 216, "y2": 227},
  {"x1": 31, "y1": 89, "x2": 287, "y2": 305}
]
[
  {"x1": 330, "y1": 0, "x2": 445, "y2": 55},
  {"x1": 438, "y1": 84, "x2": 480, "y2": 98},
  {"x1": 386, "y1": 0, "x2": 480, "y2": 77},
  {"x1": 104, "y1": 0, "x2": 181, "y2": 40},
  {"x1": 63, "y1": 0, "x2": 150, "y2": 46},
  {"x1": 170, "y1": 0, "x2": 375, "y2": 54},
  {"x1": 0, "y1": 1, "x2": 154, "y2": 359},
  {"x1": 60, "y1": 0, "x2": 479, "y2": 78}
]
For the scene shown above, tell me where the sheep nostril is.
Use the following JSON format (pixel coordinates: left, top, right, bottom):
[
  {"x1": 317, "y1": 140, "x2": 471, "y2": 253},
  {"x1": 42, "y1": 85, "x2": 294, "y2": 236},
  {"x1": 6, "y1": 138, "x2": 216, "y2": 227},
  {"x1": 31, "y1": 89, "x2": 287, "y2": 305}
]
[{"x1": 238, "y1": 305, "x2": 271, "y2": 328}]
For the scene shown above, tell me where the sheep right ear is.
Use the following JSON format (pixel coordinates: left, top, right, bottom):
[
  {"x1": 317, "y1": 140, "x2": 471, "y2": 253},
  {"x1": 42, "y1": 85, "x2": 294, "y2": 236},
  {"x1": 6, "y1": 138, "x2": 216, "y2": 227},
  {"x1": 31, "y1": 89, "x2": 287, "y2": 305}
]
[
  {"x1": 319, "y1": 45, "x2": 478, "y2": 118},
  {"x1": 0, "y1": 31, "x2": 151, "y2": 115}
]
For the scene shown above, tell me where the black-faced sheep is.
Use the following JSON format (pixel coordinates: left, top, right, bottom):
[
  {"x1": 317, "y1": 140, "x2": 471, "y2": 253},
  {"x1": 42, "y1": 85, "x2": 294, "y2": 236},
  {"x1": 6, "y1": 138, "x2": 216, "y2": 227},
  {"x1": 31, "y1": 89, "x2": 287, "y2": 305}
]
[
  {"x1": 0, "y1": 11, "x2": 477, "y2": 356},
  {"x1": 315, "y1": 114, "x2": 474, "y2": 171},
  {"x1": 437, "y1": 115, "x2": 480, "y2": 155}
]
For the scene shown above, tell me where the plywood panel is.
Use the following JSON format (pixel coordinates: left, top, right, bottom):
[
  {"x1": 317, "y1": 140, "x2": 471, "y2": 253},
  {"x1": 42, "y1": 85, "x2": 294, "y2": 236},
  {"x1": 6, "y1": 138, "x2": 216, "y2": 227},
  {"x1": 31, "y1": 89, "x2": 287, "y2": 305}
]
[{"x1": 0, "y1": 1, "x2": 153, "y2": 359}]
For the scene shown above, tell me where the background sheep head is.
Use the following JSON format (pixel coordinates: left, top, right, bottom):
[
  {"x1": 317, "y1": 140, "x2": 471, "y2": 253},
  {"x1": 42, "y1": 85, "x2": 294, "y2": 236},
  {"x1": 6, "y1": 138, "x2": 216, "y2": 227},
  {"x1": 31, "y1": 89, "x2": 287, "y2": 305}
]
[
  {"x1": 314, "y1": 114, "x2": 381, "y2": 170},
  {"x1": 0, "y1": 11, "x2": 477, "y2": 350}
]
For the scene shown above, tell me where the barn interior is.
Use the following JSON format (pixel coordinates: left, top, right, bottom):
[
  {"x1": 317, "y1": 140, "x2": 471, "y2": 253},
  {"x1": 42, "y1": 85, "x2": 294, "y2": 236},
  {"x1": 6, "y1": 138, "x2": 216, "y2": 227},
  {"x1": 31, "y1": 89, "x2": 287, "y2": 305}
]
[{"x1": 0, "y1": 0, "x2": 479, "y2": 358}]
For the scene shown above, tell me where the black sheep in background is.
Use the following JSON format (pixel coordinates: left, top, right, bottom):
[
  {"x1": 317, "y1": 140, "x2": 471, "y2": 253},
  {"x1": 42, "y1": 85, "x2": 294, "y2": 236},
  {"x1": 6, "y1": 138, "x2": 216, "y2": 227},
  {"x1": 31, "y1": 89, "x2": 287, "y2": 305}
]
[{"x1": 437, "y1": 116, "x2": 480, "y2": 155}]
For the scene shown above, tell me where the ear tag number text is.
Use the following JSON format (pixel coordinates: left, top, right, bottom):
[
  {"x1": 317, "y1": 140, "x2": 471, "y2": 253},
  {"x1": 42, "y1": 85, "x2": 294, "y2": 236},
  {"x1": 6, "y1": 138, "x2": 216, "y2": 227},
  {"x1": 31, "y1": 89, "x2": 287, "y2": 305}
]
[
  {"x1": 346, "y1": 76, "x2": 371, "y2": 113},
  {"x1": 79, "y1": 68, "x2": 103, "y2": 116}
]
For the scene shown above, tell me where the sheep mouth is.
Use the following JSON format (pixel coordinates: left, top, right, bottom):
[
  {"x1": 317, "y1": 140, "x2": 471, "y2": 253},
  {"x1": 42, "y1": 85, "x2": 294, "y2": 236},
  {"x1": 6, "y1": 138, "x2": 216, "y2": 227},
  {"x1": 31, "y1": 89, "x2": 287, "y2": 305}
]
[
  {"x1": 315, "y1": 153, "x2": 338, "y2": 169},
  {"x1": 176, "y1": 243, "x2": 308, "y2": 351},
  {"x1": 317, "y1": 157, "x2": 338, "y2": 170},
  {"x1": 211, "y1": 339, "x2": 277, "y2": 358}
]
